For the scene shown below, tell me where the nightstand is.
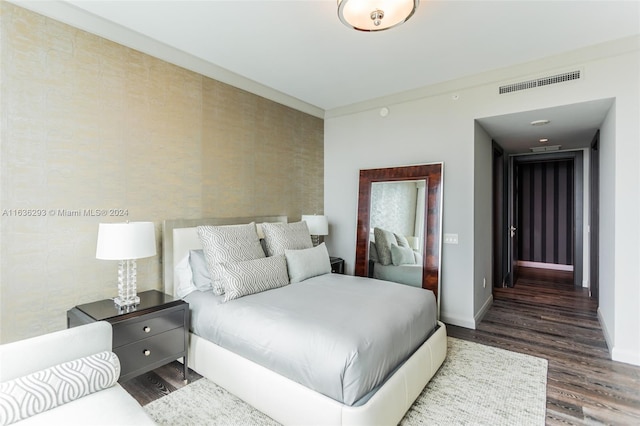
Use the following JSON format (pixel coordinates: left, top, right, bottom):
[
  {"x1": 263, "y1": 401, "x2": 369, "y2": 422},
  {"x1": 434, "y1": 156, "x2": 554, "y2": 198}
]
[
  {"x1": 67, "y1": 290, "x2": 189, "y2": 383},
  {"x1": 330, "y1": 257, "x2": 345, "y2": 274}
]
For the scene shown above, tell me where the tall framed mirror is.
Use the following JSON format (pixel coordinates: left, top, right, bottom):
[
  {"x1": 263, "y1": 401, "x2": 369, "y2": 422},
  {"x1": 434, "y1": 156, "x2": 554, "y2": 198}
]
[{"x1": 355, "y1": 163, "x2": 443, "y2": 301}]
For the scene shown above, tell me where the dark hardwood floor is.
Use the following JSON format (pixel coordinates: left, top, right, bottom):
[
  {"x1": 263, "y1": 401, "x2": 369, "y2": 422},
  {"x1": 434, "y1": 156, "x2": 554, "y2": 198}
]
[
  {"x1": 120, "y1": 360, "x2": 202, "y2": 406},
  {"x1": 448, "y1": 267, "x2": 640, "y2": 425},
  {"x1": 123, "y1": 267, "x2": 640, "y2": 425}
]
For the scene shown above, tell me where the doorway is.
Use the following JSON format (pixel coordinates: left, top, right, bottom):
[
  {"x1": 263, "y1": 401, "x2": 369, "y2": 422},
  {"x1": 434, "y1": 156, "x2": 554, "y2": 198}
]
[{"x1": 508, "y1": 151, "x2": 584, "y2": 288}]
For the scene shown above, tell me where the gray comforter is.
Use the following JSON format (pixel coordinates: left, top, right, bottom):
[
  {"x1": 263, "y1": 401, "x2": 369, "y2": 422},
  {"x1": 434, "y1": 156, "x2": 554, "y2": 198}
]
[{"x1": 184, "y1": 273, "x2": 437, "y2": 406}]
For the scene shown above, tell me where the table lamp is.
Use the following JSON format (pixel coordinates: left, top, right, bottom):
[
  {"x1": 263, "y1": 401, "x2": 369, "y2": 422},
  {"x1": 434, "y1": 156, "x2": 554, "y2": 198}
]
[
  {"x1": 96, "y1": 221, "x2": 156, "y2": 307},
  {"x1": 301, "y1": 215, "x2": 329, "y2": 246}
]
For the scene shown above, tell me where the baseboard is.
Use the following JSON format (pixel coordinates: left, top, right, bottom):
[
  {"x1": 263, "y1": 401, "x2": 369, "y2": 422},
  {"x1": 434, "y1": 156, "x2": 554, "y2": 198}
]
[
  {"x1": 441, "y1": 312, "x2": 476, "y2": 329},
  {"x1": 474, "y1": 295, "x2": 493, "y2": 328},
  {"x1": 597, "y1": 307, "x2": 614, "y2": 357},
  {"x1": 516, "y1": 261, "x2": 573, "y2": 271}
]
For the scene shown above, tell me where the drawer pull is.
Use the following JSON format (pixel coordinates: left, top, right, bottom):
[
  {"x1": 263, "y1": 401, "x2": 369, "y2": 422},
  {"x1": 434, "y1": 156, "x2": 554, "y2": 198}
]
[
  {"x1": 143, "y1": 349, "x2": 151, "y2": 356},
  {"x1": 143, "y1": 326, "x2": 151, "y2": 333}
]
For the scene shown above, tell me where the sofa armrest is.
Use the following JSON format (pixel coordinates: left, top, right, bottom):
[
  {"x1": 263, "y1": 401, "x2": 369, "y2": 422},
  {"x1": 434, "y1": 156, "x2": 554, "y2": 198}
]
[{"x1": 0, "y1": 322, "x2": 112, "y2": 382}]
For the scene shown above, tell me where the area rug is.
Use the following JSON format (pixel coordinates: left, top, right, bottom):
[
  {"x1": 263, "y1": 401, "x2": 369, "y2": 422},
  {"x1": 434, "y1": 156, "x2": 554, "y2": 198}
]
[{"x1": 144, "y1": 337, "x2": 547, "y2": 425}]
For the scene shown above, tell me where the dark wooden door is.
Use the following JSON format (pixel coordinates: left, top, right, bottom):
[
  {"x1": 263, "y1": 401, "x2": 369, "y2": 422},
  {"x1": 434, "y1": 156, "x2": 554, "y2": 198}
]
[
  {"x1": 590, "y1": 132, "x2": 600, "y2": 299},
  {"x1": 509, "y1": 159, "x2": 519, "y2": 287}
]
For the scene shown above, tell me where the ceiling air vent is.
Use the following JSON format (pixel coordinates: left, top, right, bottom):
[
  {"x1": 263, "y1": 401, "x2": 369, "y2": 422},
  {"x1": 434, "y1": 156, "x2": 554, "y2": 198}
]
[{"x1": 499, "y1": 70, "x2": 581, "y2": 95}]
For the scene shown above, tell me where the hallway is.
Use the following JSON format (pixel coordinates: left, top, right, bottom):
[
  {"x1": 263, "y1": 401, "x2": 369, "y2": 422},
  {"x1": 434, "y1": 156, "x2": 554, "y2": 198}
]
[{"x1": 447, "y1": 267, "x2": 640, "y2": 424}]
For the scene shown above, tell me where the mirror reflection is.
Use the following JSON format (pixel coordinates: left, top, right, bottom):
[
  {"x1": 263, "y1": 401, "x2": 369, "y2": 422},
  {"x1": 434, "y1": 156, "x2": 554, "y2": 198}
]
[
  {"x1": 354, "y1": 163, "x2": 443, "y2": 302},
  {"x1": 368, "y1": 180, "x2": 426, "y2": 288}
]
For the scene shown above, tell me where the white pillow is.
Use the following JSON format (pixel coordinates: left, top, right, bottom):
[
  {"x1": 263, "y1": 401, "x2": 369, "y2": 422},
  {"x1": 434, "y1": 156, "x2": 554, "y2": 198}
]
[
  {"x1": 174, "y1": 253, "x2": 197, "y2": 298},
  {"x1": 197, "y1": 223, "x2": 265, "y2": 295},
  {"x1": 285, "y1": 243, "x2": 332, "y2": 283},
  {"x1": 220, "y1": 255, "x2": 289, "y2": 302},
  {"x1": 261, "y1": 221, "x2": 313, "y2": 256}
]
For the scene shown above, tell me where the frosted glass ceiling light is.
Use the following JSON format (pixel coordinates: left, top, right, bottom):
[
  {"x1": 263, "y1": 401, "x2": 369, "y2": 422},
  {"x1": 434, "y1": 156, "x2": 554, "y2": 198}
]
[{"x1": 338, "y1": 0, "x2": 419, "y2": 32}]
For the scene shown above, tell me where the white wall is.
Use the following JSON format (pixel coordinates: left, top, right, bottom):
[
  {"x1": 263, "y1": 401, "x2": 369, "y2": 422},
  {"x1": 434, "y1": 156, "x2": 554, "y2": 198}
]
[
  {"x1": 473, "y1": 122, "x2": 494, "y2": 323},
  {"x1": 324, "y1": 37, "x2": 640, "y2": 365}
]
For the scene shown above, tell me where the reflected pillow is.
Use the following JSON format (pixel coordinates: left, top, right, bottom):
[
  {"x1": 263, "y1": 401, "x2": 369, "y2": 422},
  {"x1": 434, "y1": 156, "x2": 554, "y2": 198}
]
[
  {"x1": 369, "y1": 241, "x2": 380, "y2": 263},
  {"x1": 394, "y1": 233, "x2": 410, "y2": 248},
  {"x1": 373, "y1": 227, "x2": 395, "y2": 266},
  {"x1": 261, "y1": 221, "x2": 313, "y2": 256},
  {"x1": 391, "y1": 244, "x2": 416, "y2": 266},
  {"x1": 285, "y1": 243, "x2": 332, "y2": 283}
]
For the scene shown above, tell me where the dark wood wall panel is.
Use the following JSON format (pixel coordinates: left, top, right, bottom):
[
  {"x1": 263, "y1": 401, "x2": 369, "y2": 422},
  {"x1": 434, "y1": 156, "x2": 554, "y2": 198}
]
[{"x1": 518, "y1": 160, "x2": 574, "y2": 265}]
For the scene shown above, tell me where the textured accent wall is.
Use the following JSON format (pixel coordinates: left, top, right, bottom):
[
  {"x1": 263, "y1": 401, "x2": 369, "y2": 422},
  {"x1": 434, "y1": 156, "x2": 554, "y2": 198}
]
[
  {"x1": 517, "y1": 160, "x2": 574, "y2": 265},
  {"x1": 0, "y1": 2, "x2": 323, "y2": 343}
]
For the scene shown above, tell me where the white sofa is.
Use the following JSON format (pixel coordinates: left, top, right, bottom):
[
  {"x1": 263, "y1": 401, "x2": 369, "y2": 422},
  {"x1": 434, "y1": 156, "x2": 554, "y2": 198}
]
[{"x1": 0, "y1": 322, "x2": 155, "y2": 425}]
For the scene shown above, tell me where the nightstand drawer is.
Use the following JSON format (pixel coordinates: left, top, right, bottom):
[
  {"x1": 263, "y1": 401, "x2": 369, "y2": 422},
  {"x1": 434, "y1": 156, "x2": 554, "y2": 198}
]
[
  {"x1": 115, "y1": 327, "x2": 185, "y2": 378},
  {"x1": 112, "y1": 310, "x2": 184, "y2": 348}
]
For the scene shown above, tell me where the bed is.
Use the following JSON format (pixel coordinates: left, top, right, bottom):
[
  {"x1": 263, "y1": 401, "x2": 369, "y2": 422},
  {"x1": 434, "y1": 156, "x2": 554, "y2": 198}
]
[{"x1": 162, "y1": 216, "x2": 447, "y2": 425}]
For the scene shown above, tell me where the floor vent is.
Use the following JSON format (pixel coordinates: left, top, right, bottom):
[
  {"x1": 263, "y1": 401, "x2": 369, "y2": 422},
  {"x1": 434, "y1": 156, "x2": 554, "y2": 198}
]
[{"x1": 499, "y1": 70, "x2": 581, "y2": 94}]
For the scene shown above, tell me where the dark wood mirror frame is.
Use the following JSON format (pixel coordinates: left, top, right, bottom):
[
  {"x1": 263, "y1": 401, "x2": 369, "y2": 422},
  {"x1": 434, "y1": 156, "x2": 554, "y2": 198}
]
[{"x1": 355, "y1": 163, "x2": 443, "y2": 300}]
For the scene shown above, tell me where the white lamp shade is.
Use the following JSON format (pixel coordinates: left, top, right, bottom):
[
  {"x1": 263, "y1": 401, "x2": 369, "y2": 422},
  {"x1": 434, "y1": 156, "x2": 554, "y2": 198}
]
[
  {"x1": 301, "y1": 215, "x2": 329, "y2": 236},
  {"x1": 96, "y1": 222, "x2": 156, "y2": 260}
]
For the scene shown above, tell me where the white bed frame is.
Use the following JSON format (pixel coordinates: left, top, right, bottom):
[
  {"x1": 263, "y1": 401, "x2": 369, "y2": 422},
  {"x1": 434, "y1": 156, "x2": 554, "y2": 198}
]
[{"x1": 162, "y1": 216, "x2": 447, "y2": 426}]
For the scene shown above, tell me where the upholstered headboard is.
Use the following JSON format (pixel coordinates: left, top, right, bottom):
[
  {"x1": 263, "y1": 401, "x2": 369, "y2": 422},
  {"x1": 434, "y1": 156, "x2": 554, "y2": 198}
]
[{"x1": 162, "y1": 216, "x2": 288, "y2": 297}]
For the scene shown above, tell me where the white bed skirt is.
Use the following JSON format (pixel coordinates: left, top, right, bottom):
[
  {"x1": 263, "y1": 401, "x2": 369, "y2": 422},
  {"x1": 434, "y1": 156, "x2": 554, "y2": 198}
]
[{"x1": 188, "y1": 321, "x2": 447, "y2": 426}]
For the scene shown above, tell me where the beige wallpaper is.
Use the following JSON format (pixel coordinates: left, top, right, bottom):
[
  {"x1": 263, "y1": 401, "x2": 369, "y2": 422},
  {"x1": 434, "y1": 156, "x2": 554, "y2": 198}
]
[{"x1": 0, "y1": 2, "x2": 324, "y2": 343}]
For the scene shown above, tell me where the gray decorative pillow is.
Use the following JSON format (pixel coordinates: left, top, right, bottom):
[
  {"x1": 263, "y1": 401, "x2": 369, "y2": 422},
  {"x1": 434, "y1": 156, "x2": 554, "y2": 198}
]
[
  {"x1": 197, "y1": 223, "x2": 265, "y2": 295},
  {"x1": 189, "y1": 249, "x2": 212, "y2": 292},
  {"x1": 0, "y1": 351, "x2": 120, "y2": 425},
  {"x1": 261, "y1": 221, "x2": 313, "y2": 256},
  {"x1": 369, "y1": 241, "x2": 380, "y2": 263},
  {"x1": 373, "y1": 227, "x2": 396, "y2": 266},
  {"x1": 220, "y1": 255, "x2": 289, "y2": 302},
  {"x1": 394, "y1": 233, "x2": 410, "y2": 248},
  {"x1": 285, "y1": 243, "x2": 332, "y2": 283},
  {"x1": 391, "y1": 244, "x2": 417, "y2": 266}
]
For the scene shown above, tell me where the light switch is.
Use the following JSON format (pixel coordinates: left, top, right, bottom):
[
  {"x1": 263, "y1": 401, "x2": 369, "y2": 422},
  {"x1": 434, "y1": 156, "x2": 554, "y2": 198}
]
[{"x1": 444, "y1": 234, "x2": 459, "y2": 244}]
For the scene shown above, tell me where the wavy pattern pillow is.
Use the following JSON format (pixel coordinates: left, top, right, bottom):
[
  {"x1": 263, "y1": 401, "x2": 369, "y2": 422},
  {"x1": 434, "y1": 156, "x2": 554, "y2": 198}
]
[
  {"x1": 197, "y1": 223, "x2": 265, "y2": 295},
  {"x1": 285, "y1": 243, "x2": 332, "y2": 283},
  {"x1": 220, "y1": 255, "x2": 289, "y2": 302},
  {"x1": 261, "y1": 221, "x2": 313, "y2": 256},
  {"x1": 373, "y1": 227, "x2": 396, "y2": 266},
  {"x1": 0, "y1": 351, "x2": 120, "y2": 425}
]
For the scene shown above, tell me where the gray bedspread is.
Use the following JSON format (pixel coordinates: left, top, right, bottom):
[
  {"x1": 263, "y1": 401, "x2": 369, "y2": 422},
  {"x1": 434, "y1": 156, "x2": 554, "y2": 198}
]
[{"x1": 184, "y1": 273, "x2": 437, "y2": 406}]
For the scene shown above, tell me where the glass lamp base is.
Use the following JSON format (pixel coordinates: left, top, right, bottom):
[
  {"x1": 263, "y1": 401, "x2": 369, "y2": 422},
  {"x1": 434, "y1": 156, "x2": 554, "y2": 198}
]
[
  {"x1": 114, "y1": 295, "x2": 140, "y2": 307},
  {"x1": 115, "y1": 259, "x2": 139, "y2": 307}
]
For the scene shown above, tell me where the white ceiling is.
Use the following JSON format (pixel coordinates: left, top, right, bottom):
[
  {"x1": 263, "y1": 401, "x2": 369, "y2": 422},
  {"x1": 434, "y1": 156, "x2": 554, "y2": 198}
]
[{"x1": 10, "y1": 1, "x2": 640, "y2": 152}]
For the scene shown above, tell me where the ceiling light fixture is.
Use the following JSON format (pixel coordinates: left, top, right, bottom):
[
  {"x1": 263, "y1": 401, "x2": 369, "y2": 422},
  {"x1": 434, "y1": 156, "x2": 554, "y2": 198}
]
[
  {"x1": 530, "y1": 119, "x2": 550, "y2": 126},
  {"x1": 539, "y1": 138, "x2": 549, "y2": 143},
  {"x1": 338, "y1": 0, "x2": 419, "y2": 32}
]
